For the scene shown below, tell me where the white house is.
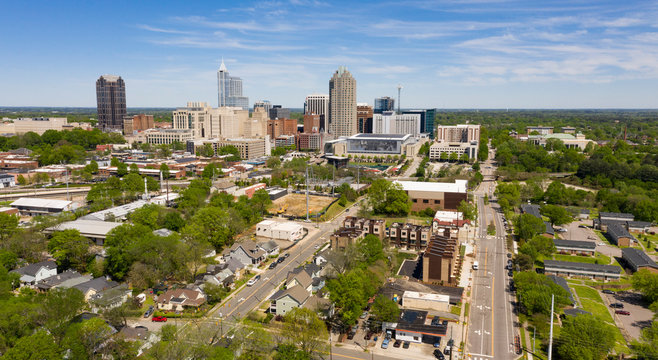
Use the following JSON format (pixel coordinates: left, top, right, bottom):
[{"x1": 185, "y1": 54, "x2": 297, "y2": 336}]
[{"x1": 11, "y1": 260, "x2": 58, "y2": 285}]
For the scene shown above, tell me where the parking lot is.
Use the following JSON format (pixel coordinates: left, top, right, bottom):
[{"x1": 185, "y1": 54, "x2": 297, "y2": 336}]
[
  {"x1": 561, "y1": 220, "x2": 621, "y2": 260},
  {"x1": 600, "y1": 290, "x2": 656, "y2": 340}
]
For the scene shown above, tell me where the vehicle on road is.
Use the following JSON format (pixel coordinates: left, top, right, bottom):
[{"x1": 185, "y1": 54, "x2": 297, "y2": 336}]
[
  {"x1": 444, "y1": 346, "x2": 451, "y2": 355},
  {"x1": 152, "y1": 316, "x2": 167, "y2": 322},
  {"x1": 268, "y1": 262, "x2": 277, "y2": 269},
  {"x1": 433, "y1": 349, "x2": 446, "y2": 359},
  {"x1": 615, "y1": 310, "x2": 630, "y2": 315},
  {"x1": 314, "y1": 244, "x2": 320, "y2": 249},
  {"x1": 557, "y1": 228, "x2": 568, "y2": 233},
  {"x1": 579, "y1": 225, "x2": 588, "y2": 228},
  {"x1": 144, "y1": 305, "x2": 154, "y2": 318},
  {"x1": 381, "y1": 339, "x2": 389, "y2": 349},
  {"x1": 284, "y1": 253, "x2": 290, "y2": 258},
  {"x1": 598, "y1": 242, "x2": 605, "y2": 246},
  {"x1": 602, "y1": 289, "x2": 615, "y2": 294},
  {"x1": 246, "y1": 275, "x2": 261, "y2": 286},
  {"x1": 277, "y1": 257, "x2": 285, "y2": 264},
  {"x1": 472, "y1": 261, "x2": 479, "y2": 270},
  {"x1": 403, "y1": 341, "x2": 410, "y2": 349},
  {"x1": 508, "y1": 270, "x2": 513, "y2": 277},
  {"x1": 610, "y1": 303, "x2": 624, "y2": 309},
  {"x1": 393, "y1": 340, "x2": 401, "y2": 348}
]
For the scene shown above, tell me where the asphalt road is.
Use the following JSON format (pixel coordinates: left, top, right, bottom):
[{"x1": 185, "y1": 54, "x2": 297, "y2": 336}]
[{"x1": 466, "y1": 153, "x2": 518, "y2": 360}]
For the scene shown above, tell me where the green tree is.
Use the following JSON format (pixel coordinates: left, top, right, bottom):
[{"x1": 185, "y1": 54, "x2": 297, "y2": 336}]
[
  {"x1": 516, "y1": 213, "x2": 546, "y2": 241},
  {"x1": 632, "y1": 269, "x2": 658, "y2": 308},
  {"x1": 513, "y1": 271, "x2": 571, "y2": 316},
  {"x1": 540, "y1": 204, "x2": 572, "y2": 226},
  {"x1": 0, "y1": 213, "x2": 19, "y2": 242},
  {"x1": 457, "y1": 200, "x2": 477, "y2": 221},
  {"x1": 359, "y1": 234, "x2": 385, "y2": 265},
  {"x1": 250, "y1": 189, "x2": 272, "y2": 216},
  {"x1": 1, "y1": 331, "x2": 61, "y2": 360},
  {"x1": 160, "y1": 163, "x2": 170, "y2": 178},
  {"x1": 62, "y1": 317, "x2": 115, "y2": 360},
  {"x1": 129, "y1": 163, "x2": 140, "y2": 174},
  {"x1": 47, "y1": 229, "x2": 91, "y2": 272},
  {"x1": 367, "y1": 179, "x2": 410, "y2": 217},
  {"x1": 556, "y1": 314, "x2": 616, "y2": 360},
  {"x1": 274, "y1": 344, "x2": 311, "y2": 360},
  {"x1": 189, "y1": 207, "x2": 235, "y2": 250},
  {"x1": 280, "y1": 308, "x2": 328, "y2": 356},
  {"x1": 449, "y1": 152, "x2": 458, "y2": 162},
  {"x1": 266, "y1": 157, "x2": 281, "y2": 169},
  {"x1": 16, "y1": 175, "x2": 27, "y2": 185},
  {"x1": 370, "y1": 295, "x2": 400, "y2": 322},
  {"x1": 162, "y1": 211, "x2": 185, "y2": 232},
  {"x1": 632, "y1": 320, "x2": 658, "y2": 360},
  {"x1": 116, "y1": 162, "x2": 128, "y2": 176},
  {"x1": 41, "y1": 288, "x2": 86, "y2": 339},
  {"x1": 218, "y1": 145, "x2": 241, "y2": 161}
]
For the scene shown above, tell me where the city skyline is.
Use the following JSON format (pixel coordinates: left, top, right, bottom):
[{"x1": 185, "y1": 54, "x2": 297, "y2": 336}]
[{"x1": 2, "y1": 1, "x2": 658, "y2": 108}]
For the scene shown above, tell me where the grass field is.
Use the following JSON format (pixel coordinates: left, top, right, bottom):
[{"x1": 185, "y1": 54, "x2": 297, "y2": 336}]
[
  {"x1": 270, "y1": 193, "x2": 335, "y2": 217},
  {"x1": 552, "y1": 253, "x2": 611, "y2": 265},
  {"x1": 320, "y1": 200, "x2": 354, "y2": 221}
]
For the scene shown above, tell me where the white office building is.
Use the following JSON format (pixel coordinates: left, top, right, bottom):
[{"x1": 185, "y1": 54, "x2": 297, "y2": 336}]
[
  {"x1": 257, "y1": 220, "x2": 304, "y2": 241},
  {"x1": 373, "y1": 111, "x2": 421, "y2": 136}
]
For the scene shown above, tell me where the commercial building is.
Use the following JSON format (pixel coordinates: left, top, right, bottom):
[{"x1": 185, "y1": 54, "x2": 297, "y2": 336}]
[
  {"x1": 526, "y1": 126, "x2": 553, "y2": 135},
  {"x1": 429, "y1": 141, "x2": 478, "y2": 161},
  {"x1": 123, "y1": 114, "x2": 154, "y2": 134},
  {"x1": 256, "y1": 220, "x2": 304, "y2": 241},
  {"x1": 46, "y1": 219, "x2": 124, "y2": 246},
  {"x1": 0, "y1": 174, "x2": 16, "y2": 188},
  {"x1": 298, "y1": 133, "x2": 325, "y2": 151},
  {"x1": 329, "y1": 66, "x2": 357, "y2": 137},
  {"x1": 553, "y1": 239, "x2": 596, "y2": 256},
  {"x1": 253, "y1": 100, "x2": 272, "y2": 115},
  {"x1": 436, "y1": 124, "x2": 480, "y2": 143},
  {"x1": 393, "y1": 180, "x2": 468, "y2": 212},
  {"x1": 269, "y1": 105, "x2": 291, "y2": 120},
  {"x1": 526, "y1": 133, "x2": 595, "y2": 151},
  {"x1": 328, "y1": 133, "x2": 423, "y2": 159},
  {"x1": 219, "y1": 138, "x2": 269, "y2": 160},
  {"x1": 275, "y1": 135, "x2": 296, "y2": 148},
  {"x1": 0, "y1": 117, "x2": 68, "y2": 135},
  {"x1": 303, "y1": 114, "x2": 321, "y2": 134},
  {"x1": 357, "y1": 104, "x2": 373, "y2": 133},
  {"x1": 267, "y1": 118, "x2": 297, "y2": 138},
  {"x1": 543, "y1": 260, "x2": 622, "y2": 280},
  {"x1": 422, "y1": 234, "x2": 459, "y2": 285},
  {"x1": 622, "y1": 248, "x2": 658, "y2": 273},
  {"x1": 145, "y1": 129, "x2": 194, "y2": 145},
  {"x1": 217, "y1": 59, "x2": 248, "y2": 109},
  {"x1": 304, "y1": 94, "x2": 329, "y2": 131},
  {"x1": 10, "y1": 198, "x2": 80, "y2": 216},
  {"x1": 234, "y1": 183, "x2": 266, "y2": 198},
  {"x1": 401, "y1": 291, "x2": 450, "y2": 312},
  {"x1": 374, "y1": 96, "x2": 395, "y2": 114},
  {"x1": 96, "y1": 75, "x2": 127, "y2": 131},
  {"x1": 373, "y1": 111, "x2": 421, "y2": 136},
  {"x1": 404, "y1": 109, "x2": 436, "y2": 139}
]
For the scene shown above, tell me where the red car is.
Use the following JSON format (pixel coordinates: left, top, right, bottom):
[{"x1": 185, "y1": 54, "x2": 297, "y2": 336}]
[
  {"x1": 615, "y1": 310, "x2": 630, "y2": 315},
  {"x1": 152, "y1": 316, "x2": 168, "y2": 322}
]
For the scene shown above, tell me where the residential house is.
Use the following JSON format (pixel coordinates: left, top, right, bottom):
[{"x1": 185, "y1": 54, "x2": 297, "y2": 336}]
[
  {"x1": 422, "y1": 235, "x2": 459, "y2": 285},
  {"x1": 226, "y1": 242, "x2": 266, "y2": 267},
  {"x1": 543, "y1": 260, "x2": 621, "y2": 280},
  {"x1": 11, "y1": 260, "x2": 57, "y2": 286},
  {"x1": 606, "y1": 223, "x2": 635, "y2": 247},
  {"x1": 89, "y1": 284, "x2": 132, "y2": 313},
  {"x1": 118, "y1": 326, "x2": 150, "y2": 342},
  {"x1": 553, "y1": 239, "x2": 596, "y2": 256},
  {"x1": 36, "y1": 270, "x2": 92, "y2": 291},
  {"x1": 157, "y1": 289, "x2": 207, "y2": 312},
  {"x1": 388, "y1": 223, "x2": 432, "y2": 251},
  {"x1": 258, "y1": 240, "x2": 280, "y2": 256},
  {"x1": 269, "y1": 285, "x2": 310, "y2": 315},
  {"x1": 622, "y1": 248, "x2": 658, "y2": 274},
  {"x1": 73, "y1": 277, "x2": 119, "y2": 301},
  {"x1": 286, "y1": 268, "x2": 313, "y2": 292},
  {"x1": 330, "y1": 227, "x2": 364, "y2": 250}
]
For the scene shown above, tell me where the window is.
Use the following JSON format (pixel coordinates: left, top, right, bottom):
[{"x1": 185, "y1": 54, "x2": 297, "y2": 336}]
[
  {"x1": 434, "y1": 200, "x2": 440, "y2": 204},
  {"x1": 423, "y1": 199, "x2": 429, "y2": 204},
  {"x1": 412, "y1": 199, "x2": 418, "y2": 203}
]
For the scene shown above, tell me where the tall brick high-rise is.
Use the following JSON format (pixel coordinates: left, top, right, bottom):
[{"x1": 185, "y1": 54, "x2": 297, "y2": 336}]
[
  {"x1": 329, "y1": 66, "x2": 357, "y2": 137},
  {"x1": 96, "y1": 75, "x2": 126, "y2": 131}
]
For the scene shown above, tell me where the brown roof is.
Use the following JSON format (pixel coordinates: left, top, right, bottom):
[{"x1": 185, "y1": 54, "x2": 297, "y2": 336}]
[
  {"x1": 287, "y1": 268, "x2": 313, "y2": 289},
  {"x1": 157, "y1": 289, "x2": 206, "y2": 307},
  {"x1": 277, "y1": 284, "x2": 310, "y2": 305}
]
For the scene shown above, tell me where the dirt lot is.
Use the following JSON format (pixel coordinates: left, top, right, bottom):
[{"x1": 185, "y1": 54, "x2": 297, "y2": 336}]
[{"x1": 269, "y1": 193, "x2": 335, "y2": 217}]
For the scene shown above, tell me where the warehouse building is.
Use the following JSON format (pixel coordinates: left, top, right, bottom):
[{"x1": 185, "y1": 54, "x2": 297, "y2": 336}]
[
  {"x1": 393, "y1": 180, "x2": 468, "y2": 212},
  {"x1": 46, "y1": 219, "x2": 123, "y2": 246},
  {"x1": 256, "y1": 220, "x2": 304, "y2": 241},
  {"x1": 10, "y1": 198, "x2": 80, "y2": 216}
]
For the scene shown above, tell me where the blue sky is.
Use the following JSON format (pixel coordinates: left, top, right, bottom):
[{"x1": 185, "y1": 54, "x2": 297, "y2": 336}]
[{"x1": 2, "y1": 0, "x2": 658, "y2": 108}]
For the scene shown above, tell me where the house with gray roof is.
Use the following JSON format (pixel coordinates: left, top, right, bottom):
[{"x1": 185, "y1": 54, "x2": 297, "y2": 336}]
[
  {"x1": 11, "y1": 260, "x2": 57, "y2": 285},
  {"x1": 257, "y1": 240, "x2": 280, "y2": 256},
  {"x1": 544, "y1": 260, "x2": 621, "y2": 280},
  {"x1": 606, "y1": 223, "x2": 635, "y2": 247},
  {"x1": 226, "y1": 242, "x2": 266, "y2": 267},
  {"x1": 553, "y1": 239, "x2": 596, "y2": 256},
  {"x1": 73, "y1": 277, "x2": 119, "y2": 300},
  {"x1": 269, "y1": 284, "x2": 310, "y2": 315},
  {"x1": 521, "y1": 204, "x2": 542, "y2": 219},
  {"x1": 622, "y1": 248, "x2": 658, "y2": 273},
  {"x1": 36, "y1": 270, "x2": 92, "y2": 291},
  {"x1": 547, "y1": 275, "x2": 575, "y2": 305},
  {"x1": 89, "y1": 284, "x2": 132, "y2": 313},
  {"x1": 286, "y1": 268, "x2": 313, "y2": 292}
]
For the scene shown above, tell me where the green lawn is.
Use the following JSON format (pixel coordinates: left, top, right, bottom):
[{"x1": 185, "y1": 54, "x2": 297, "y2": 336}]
[
  {"x1": 450, "y1": 304, "x2": 462, "y2": 316},
  {"x1": 464, "y1": 302, "x2": 470, "y2": 318},
  {"x1": 320, "y1": 200, "x2": 354, "y2": 221},
  {"x1": 552, "y1": 253, "x2": 611, "y2": 265},
  {"x1": 571, "y1": 285, "x2": 602, "y2": 301}
]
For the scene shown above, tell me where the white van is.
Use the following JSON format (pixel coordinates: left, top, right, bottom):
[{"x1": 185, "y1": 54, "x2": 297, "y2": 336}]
[{"x1": 472, "y1": 261, "x2": 479, "y2": 270}]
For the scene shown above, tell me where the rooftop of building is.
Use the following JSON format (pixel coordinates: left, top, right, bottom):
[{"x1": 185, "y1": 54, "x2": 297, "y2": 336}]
[
  {"x1": 622, "y1": 248, "x2": 658, "y2": 269},
  {"x1": 47, "y1": 219, "x2": 123, "y2": 237},
  {"x1": 553, "y1": 239, "x2": 597, "y2": 250},
  {"x1": 11, "y1": 197, "x2": 72, "y2": 209},
  {"x1": 543, "y1": 260, "x2": 622, "y2": 274},
  {"x1": 393, "y1": 179, "x2": 468, "y2": 194},
  {"x1": 349, "y1": 133, "x2": 411, "y2": 140}
]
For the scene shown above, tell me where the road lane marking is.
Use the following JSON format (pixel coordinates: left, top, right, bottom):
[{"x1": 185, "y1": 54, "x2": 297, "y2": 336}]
[{"x1": 491, "y1": 275, "x2": 495, "y2": 358}]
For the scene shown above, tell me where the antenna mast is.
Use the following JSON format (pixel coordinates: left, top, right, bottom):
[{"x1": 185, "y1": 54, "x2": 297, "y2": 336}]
[{"x1": 396, "y1": 84, "x2": 403, "y2": 114}]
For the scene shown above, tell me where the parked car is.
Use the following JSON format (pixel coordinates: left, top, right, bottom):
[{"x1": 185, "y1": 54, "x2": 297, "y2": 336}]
[
  {"x1": 347, "y1": 328, "x2": 356, "y2": 340},
  {"x1": 277, "y1": 257, "x2": 285, "y2": 264},
  {"x1": 393, "y1": 340, "x2": 402, "y2": 348},
  {"x1": 433, "y1": 349, "x2": 446, "y2": 359},
  {"x1": 578, "y1": 225, "x2": 587, "y2": 228},
  {"x1": 269, "y1": 262, "x2": 277, "y2": 269},
  {"x1": 507, "y1": 253, "x2": 512, "y2": 258},
  {"x1": 602, "y1": 289, "x2": 615, "y2": 294},
  {"x1": 433, "y1": 338, "x2": 442, "y2": 348},
  {"x1": 403, "y1": 341, "x2": 410, "y2": 349},
  {"x1": 364, "y1": 332, "x2": 373, "y2": 340},
  {"x1": 444, "y1": 346, "x2": 451, "y2": 355},
  {"x1": 152, "y1": 316, "x2": 167, "y2": 322},
  {"x1": 557, "y1": 228, "x2": 568, "y2": 233},
  {"x1": 360, "y1": 311, "x2": 368, "y2": 319},
  {"x1": 284, "y1": 253, "x2": 290, "y2": 258},
  {"x1": 610, "y1": 303, "x2": 624, "y2": 309},
  {"x1": 381, "y1": 339, "x2": 390, "y2": 349},
  {"x1": 615, "y1": 310, "x2": 630, "y2": 315},
  {"x1": 144, "y1": 305, "x2": 154, "y2": 318}
]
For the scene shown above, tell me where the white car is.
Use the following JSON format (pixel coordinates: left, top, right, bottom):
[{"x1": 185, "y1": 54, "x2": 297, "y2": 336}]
[{"x1": 598, "y1": 242, "x2": 605, "y2": 246}]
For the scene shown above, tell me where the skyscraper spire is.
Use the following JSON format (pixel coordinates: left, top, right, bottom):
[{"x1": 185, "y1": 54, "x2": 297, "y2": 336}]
[{"x1": 219, "y1": 57, "x2": 227, "y2": 72}]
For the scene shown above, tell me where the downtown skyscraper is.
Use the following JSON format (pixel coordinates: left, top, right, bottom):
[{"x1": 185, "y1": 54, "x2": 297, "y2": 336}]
[
  {"x1": 328, "y1": 66, "x2": 357, "y2": 137},
  {"x1": 304, "y1": 94, "x2": 328, "y2": 132},
  {"x1": 217, "y1": 59, "x2": 249, "y2": 110},
  {"x1": 96, "y1": 75, "x2": 126, "y2": 131}
]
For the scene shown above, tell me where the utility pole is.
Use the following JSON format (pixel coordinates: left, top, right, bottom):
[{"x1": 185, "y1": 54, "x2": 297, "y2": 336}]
[
  {"x1": 533, "y1": 326, "x2": 536, "y2": 353},
  {"x1": 548, "y1": 293, "x2": 554, "y2": 360},
  {"x1": 332, "y1": 166, "x2": 335, "y2": 196},
  {"x1": 305, "y1": 167, "x2": 309, "y2": 222},
  {"x1": 65, "y1": 166, "x2": 70, "y2": 201}
]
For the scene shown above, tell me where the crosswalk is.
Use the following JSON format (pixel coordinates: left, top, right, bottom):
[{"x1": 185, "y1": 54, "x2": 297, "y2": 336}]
[{"x1": 467, "y1": 354, "x2": 494, "y2": 359}]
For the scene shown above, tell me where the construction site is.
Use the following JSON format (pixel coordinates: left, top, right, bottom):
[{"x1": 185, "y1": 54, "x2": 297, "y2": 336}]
[{"x1": 269, "y1": 193, "x2": 335, "y2": 217}]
